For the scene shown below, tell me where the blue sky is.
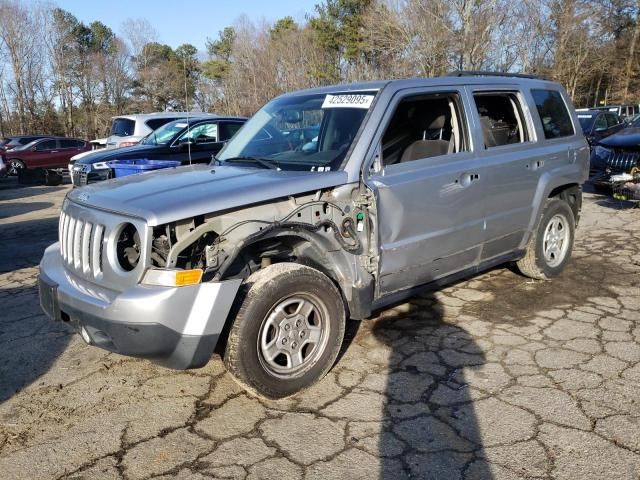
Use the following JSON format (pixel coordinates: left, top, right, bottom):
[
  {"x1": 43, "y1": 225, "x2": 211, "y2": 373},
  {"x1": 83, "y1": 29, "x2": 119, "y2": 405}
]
[{"x1": 54, "y1": 0, "x2": 319, "y2": 52}]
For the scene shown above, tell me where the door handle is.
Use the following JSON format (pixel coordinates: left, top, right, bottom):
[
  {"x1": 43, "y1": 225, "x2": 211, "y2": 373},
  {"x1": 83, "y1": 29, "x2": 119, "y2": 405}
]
[
  {"x1": 457, "y1": 173, "x2": 479, "y2": 187},
  {"x1": 50, "y1": 150, "x2": 58, "y2": 153}
]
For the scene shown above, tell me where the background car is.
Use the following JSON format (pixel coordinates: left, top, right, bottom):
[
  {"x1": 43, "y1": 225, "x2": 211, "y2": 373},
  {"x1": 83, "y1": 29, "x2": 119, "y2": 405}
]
[
  {"x1": 106, "y1": 112, "x2": 217, "y2": 149},
  {"x1": 71, "y1": 116, "x2": 246, "y2": 185},
  {"x1": 589, "y1": 115, "x2": 640, "y2": 187},
  {"x1": 0, "y1": 135, "x2": 51, "y2": 152},
  {"x1": 577, "y1": 109, "x2": 626, "y2": 146},
  {"x1": 592, "y1": 104, "x2": 640, "y2": 120},
  {"x1": 4, "y1": 137, "x2": 90, "y2": 175}
]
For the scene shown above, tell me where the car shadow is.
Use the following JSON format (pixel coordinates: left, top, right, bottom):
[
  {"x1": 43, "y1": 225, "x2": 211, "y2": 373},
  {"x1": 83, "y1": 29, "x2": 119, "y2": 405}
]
[
  {"x1": 371, "y1": 292, "x2": 492, "y2": 479},
  {"x1": 0, "y1": 216, "x2": 59, "y2": 272},
  {"x1": 0, "y1": 285, "x2": 72, "y2": 403},
  {"x1": 0, "y1": 201, "x2": 54, "y2": 219}
]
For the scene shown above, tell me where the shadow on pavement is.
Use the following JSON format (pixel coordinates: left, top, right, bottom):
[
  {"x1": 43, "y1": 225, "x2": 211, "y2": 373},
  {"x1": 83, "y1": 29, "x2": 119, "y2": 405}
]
[
  {"x1": 0, "y1": 217, "x2": 59, "y2": 273},
  {"x1": 0, "y1": 285, "x2": 72, "y2": 403},
  {"x1": 0, "y1": 181, "x2": 69, "y2": 199},
  {"x1": 0, "y1": 201, "x2": 54, "y2": 219},
  {"x1": 372, "y1": 292, "x2": 492, "y2": 479}
]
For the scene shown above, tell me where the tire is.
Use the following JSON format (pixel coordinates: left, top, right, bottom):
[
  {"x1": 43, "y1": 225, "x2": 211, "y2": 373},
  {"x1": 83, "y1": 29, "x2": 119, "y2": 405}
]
[
  {"x1": 224, "y1": 263, "x2": 346, "y2": 399},
  {"x1": 7, "y1": 159, "x2": 25, "y2": 176},
  {"x1": 517, "y1": 198, "x2": 575, "y2": 280},
  {"x1": 45, "y1": 170, "x2": 62, "y2": 186}
]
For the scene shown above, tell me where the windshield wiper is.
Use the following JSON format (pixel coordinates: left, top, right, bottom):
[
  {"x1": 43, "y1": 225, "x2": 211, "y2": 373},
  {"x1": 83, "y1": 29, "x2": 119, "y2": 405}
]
[{"x1": 222, "y1": 156, "x2": 280, "y2": 170}]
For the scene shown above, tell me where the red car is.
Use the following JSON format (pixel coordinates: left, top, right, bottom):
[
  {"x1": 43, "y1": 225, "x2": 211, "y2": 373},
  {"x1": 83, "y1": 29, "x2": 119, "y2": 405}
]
[{"x1": 5, "y1": 137, "x2": 90, "y2": 176}]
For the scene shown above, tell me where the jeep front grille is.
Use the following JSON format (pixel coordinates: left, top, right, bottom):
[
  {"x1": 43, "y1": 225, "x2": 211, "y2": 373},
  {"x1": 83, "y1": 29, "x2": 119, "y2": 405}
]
[
  {"x1": 606, "y1": 150, "x2": 640, "y2": 172},
  {"x1": 59, "y1": 211, "x2": 105, "y2": 278}
]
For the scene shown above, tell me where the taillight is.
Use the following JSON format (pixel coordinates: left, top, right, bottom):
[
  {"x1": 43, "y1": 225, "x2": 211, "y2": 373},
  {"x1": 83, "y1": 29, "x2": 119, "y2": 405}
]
[{"x1": 118, "y1": 141, "x2": 138, "y2": 148}]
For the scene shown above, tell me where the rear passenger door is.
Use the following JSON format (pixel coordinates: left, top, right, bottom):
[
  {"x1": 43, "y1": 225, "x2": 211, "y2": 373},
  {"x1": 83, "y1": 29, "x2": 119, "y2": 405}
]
[
  {"x1": 366, "y1": 87, "x2": 488, "y2": 297},
  {"x1": 469, "y1": 87, "x2": 540, "y2": 261}
]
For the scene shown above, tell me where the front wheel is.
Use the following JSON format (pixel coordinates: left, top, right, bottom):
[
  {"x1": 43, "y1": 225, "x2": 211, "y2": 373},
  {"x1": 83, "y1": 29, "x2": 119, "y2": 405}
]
[
  {"x1": 224, "y1": 263, "x2": 346, "y2": 399},
  {"x1": 517, "y1": 198, "x2": 575, "y2": 280}
]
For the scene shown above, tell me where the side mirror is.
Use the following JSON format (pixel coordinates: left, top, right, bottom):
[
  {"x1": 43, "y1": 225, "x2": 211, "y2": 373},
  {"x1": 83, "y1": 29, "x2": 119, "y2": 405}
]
[
  {"x1": 178, "y1": 138, "x2": 195, "y2": 148},
  {"x1": 31, "y1": 147, "x2": 37, "y2": 152}
]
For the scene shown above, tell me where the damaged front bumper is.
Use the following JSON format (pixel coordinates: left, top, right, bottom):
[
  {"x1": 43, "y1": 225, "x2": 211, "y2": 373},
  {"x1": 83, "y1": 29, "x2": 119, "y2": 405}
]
[{"x1": 38, "y1": 242, "x2": 242, "y2": 369}]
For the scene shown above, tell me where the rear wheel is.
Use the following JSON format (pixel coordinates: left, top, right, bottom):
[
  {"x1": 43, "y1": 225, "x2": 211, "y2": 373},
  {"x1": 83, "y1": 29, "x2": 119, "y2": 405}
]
[
  {"x1": 517, "y1": 198, "x2": 575, "y2": 280},
  {"x1": 224, "y1": 263, "x2": 346, "y2": 399},
  {"x1": 7, "y1": 159, "x2": 25, "y2": 176}
]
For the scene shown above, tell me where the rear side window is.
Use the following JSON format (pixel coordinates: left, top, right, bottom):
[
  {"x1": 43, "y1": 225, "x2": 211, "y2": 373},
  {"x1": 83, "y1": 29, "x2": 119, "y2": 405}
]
[
  {"x1": 531, "y1": 89, "x2": 574, "y2": 139},
  {"x1": 146, "y1": 118, "x2": 180, "y2": 131},
  {"x1": 473, "y1": 92, "x2": 529, "y2": 148},
  {"x1": 110, "y1": 118, "x2": 135, "y2": 137},
  {"x1": 60, "y1": 139, "x2": 83, "y2": 148}
]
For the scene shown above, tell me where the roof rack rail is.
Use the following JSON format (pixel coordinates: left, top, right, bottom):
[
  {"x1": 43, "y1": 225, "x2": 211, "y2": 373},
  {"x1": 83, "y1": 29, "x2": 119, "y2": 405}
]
[{"x1": 447, "y1": 70, "x2": 544, "y2": 80}]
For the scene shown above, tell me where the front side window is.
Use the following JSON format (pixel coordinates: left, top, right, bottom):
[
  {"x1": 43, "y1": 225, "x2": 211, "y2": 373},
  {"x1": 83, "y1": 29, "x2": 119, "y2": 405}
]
[
  {"x1": 605, "y1": 113, "x2": 621, "y2": 128},
  {"x1": 178, "y1": 122, "x2": 218, "y2": 143},
  {"x1": 35, "y1": 140, "x2": 57, "y2": 151},
  {"x1": 474, "y1": 92, "x2": 529, "y2": 148},
  {"x1": 593, "y1": 114, "x2": 607, "y2": 131},
  {"x1": 220, "y1": 122, "x2": 244, "y2": 141},
  {"x1": 531, "y1": 89, "x2": 574, "y2": 139},
  {"x1": 381, "y1": 92, "x2": 468, "y2": 166},
  {"x1": 217, "y1": 91, "x2": 376, "y2": 171}
]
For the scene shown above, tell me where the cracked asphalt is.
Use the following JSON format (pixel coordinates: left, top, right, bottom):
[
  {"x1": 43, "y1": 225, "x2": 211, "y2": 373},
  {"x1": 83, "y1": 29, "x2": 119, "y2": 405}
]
[{"x1": 1, "y1": 180, "x2": 640, "y2": 479}]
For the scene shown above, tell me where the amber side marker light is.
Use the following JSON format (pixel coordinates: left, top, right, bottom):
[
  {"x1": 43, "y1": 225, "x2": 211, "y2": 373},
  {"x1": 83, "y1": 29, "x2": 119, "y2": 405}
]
[{"x1": 142, "y1": 268, "x2": 203, "y2": 287}]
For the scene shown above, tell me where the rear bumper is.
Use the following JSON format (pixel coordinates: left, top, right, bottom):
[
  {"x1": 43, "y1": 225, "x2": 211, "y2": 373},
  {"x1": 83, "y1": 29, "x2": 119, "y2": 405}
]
[{"x1": 39, "y1": 243, "x2": 242, "y2": 369}]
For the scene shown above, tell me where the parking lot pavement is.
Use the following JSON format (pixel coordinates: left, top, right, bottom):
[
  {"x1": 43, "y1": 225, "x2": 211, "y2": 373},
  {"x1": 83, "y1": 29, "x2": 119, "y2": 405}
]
[{"x1": 0, "y1": 184, "x2": 639, "y2": 480}]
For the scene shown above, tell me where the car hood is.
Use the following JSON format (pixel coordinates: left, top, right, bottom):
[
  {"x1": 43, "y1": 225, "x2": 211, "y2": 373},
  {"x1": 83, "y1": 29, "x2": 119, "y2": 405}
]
[
  {"x1": 67, "y1": 165, "x2": 349, "y2": 226},
  {"x1": 74, "y1": 144, "x2": 162, "y2": 164},
  {"x1": 598, "y1": 127, "x2": 640, "y2": 148}
]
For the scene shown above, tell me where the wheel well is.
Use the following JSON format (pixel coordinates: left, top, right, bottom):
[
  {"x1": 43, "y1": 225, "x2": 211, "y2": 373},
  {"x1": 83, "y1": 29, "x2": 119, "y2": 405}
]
[
  {"x1": 548, "y1": 183, "x2": 581, "y2": 223},
  {"x1": 223, "y1": 234, "x2": 354, "y2": 316}
]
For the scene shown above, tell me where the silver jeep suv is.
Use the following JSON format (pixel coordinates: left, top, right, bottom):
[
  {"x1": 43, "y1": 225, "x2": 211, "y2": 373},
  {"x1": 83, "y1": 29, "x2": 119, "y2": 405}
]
[{"x1": 39, "y1": 73, "x2": 589, "y2": 398}]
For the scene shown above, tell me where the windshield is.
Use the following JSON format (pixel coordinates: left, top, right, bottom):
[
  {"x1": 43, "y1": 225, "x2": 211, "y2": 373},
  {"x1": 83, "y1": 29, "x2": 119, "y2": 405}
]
[
  {"x1": 110, "y1": 117, "x2": 135, "y2": 137},
  {"x1": 217, "y1": 91, "x2": 377, "y2": 171},
  {"x1": 140, "y1": 119, "x2": 192, "y2": 145}
]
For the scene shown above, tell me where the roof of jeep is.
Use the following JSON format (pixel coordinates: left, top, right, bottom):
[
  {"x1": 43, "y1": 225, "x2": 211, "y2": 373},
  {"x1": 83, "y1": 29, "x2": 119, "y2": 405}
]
[{"x1": 281, "y1": 73, "x2": 561, "y2": 98}]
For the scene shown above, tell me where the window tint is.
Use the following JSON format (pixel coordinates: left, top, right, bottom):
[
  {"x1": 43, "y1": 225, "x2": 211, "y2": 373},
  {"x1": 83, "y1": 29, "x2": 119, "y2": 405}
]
[
  {"x1": 220, "y1": 122, "x2": 244, "y2": 141},
  {"x1": 531, "y1": 89, "x2": 574, "y2": 139},
  {"x1": 473, "y1": 92, "x2": 529, "y2": 148},
  {"x1": 605, "y1": 113, "x2": 621, "y2": 128},
  {"x1": 593, "y1": 114, "x2": 607, "y2": 130},
  {"x1": 110, "y1": 118, "x2": 135, "y2": 136},
  {"x1": 35, "y1": 140, "x2": 57, "y2": 151},
  {"x1": 60, "y1": 139, "x2": 82, "y2": 148},
  {"x1": 146, "y1": 118, "x2": 181, "y2": 131},
  {"x1": 381, "y1": 93, "x2": 468, "y2": 166}
]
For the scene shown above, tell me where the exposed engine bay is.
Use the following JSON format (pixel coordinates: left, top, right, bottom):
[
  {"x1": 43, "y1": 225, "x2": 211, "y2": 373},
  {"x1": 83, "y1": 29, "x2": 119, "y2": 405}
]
[{"x1": 148, "y1": 184, "x2": 378, "y2": 283}]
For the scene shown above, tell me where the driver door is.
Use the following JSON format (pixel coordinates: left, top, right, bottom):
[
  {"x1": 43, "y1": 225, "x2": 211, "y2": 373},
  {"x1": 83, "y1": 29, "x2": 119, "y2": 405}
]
[{"x1": 365, "y1": 87, "x2": 487, "y2": 297}]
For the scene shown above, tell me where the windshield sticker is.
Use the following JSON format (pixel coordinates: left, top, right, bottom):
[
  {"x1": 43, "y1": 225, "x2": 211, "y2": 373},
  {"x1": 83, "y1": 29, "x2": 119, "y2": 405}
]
[
  {"x1": 322, "y1": 94, "x2": 374, "y2": 109},
  {"x1": 577, "y1": 114, "x2": 593, "y2": 118},
  {"x1": 175, "y1": 123, "x2": 188, "y2": 128}
]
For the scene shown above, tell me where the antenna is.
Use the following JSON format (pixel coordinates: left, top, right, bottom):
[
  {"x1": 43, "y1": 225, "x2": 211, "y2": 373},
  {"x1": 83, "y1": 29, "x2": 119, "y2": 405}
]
[{"x1": 183, "y1": 56, "x2": 192, "y2": 165}]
